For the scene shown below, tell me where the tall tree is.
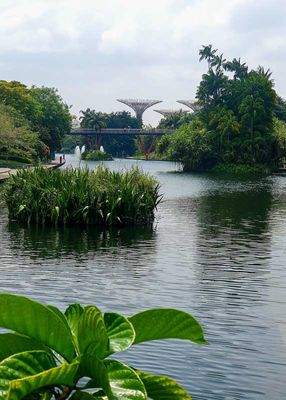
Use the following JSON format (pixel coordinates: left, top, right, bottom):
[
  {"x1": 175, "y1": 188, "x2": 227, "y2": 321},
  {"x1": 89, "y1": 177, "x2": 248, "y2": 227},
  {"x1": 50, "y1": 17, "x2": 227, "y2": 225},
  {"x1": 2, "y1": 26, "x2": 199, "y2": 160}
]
[{"x1": 30, "y1": 86, "x2": 72, "y2": 152}]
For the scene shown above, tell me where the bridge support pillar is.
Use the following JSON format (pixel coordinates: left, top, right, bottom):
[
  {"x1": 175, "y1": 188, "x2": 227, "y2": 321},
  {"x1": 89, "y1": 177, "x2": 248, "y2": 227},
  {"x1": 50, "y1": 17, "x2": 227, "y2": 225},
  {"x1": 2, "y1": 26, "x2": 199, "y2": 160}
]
[
  {"x1": 137, "y1": 136, "x2": 157, "y2": 160},
  {"x1": 95, "y1": 131, "x2": 103, "y2": 150}
]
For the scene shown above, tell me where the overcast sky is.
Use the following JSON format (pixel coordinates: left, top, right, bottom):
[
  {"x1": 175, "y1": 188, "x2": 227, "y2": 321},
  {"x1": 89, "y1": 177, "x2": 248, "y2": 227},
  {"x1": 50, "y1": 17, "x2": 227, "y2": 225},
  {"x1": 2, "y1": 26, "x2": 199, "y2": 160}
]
[{"x1": 0, "y1": 0, "x2": 285, "y2": 125}]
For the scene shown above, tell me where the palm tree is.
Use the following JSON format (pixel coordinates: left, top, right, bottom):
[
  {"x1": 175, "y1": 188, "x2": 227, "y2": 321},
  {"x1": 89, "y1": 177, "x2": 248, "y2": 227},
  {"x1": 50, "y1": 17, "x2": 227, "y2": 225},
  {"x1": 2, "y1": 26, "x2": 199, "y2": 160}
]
[
  {"x1": 257, "y1": 66, "x2": 273, "y2": 80},
  {"x1": 199, "y1": 44, "x2": 218, "y2": 69},
  {"x1": 79, "y1": 109, "x2": 107, "y2": 130},
  {"x1": 223, "y1": 58, "x2": 248, "y2": 80}
]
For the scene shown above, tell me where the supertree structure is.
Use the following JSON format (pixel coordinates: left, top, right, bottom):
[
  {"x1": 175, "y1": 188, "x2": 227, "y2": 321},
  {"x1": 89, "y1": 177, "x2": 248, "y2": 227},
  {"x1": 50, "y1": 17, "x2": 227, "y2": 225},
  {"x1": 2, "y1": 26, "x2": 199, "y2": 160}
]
[
  {"x1": 154, "y1": 109, "x2": 189, "y2": 118},
  {"x1": 117, "y1": 99, "x2": 162, "y2": 125},
  {"x1": 176, "y1": 100, "x2": 201, "y2": 112}
]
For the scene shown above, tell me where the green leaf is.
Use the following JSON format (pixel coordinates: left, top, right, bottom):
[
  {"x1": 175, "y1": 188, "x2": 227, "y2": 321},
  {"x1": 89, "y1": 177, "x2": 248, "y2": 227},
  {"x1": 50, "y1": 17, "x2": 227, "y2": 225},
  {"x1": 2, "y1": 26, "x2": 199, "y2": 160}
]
[
  {"x1": 77, "y1": 306, "x2": 108, "y2": 358},
  {"x1": 40, "y1": 393, "x2": 53, "y2": 400},
  {"x1": 47, "y1": 305, "x2": 71, "y2": 332},
  {"x1": 70, "y1": 391, "x2": 98, "y2": 399},
  {"x1": 0, "y1": 333, "x2": 47, "y2": 362},
  {"x1": 137, "y1": 370, "x2": 192, "y2": 399},
  {"x1": 0, "y1": 350, "x2": 79, "y2": 400},
  {"x1": 104, "y1": 359, "x2": 147, "y2": 400},
  {"x1": 65, "y1": 303, "x2": 84, "y2": 338},
  {"x1": 79, "y1": 354, "x2": 111, "y2": 397},
  {"x1": 81, "y1": 357, "x2": 147, "y2": 400},
  {"x1": 129, "y1": 309, "x2": 206, "y2": 345},
  {"x1": 91, "y1": 390, "x2": 106, "y2": 398},
  {"x1": 0, "y1": 294, "x2": 75, "y2": 361},
  {"x1": 104, "y1": 312, "x2": 135, "y2": 354}
]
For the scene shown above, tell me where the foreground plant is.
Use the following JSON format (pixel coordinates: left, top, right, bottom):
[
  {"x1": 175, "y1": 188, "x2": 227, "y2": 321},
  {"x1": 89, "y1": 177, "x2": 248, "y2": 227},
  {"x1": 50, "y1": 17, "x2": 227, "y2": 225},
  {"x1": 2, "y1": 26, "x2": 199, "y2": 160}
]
[
  {"x1": 0, "y1": 294, "x2": 206, "y2": 399},
  {"x1": 4, "y1": 166, "x2": 162, "y2": 226}
]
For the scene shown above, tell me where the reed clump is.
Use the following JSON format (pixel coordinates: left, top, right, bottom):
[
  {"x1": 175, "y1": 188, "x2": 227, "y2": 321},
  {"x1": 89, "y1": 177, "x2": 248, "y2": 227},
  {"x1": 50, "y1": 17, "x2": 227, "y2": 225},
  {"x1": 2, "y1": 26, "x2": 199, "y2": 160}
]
[{"x1": 4, "y1": 166, "x2": 162, "y2": 225}]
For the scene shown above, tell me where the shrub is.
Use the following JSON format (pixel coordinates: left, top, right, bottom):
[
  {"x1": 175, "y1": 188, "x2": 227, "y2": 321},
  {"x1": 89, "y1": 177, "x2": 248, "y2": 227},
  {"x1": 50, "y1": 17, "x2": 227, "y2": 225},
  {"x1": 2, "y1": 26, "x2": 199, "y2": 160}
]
[
  {"x1": 4, "y1": 166, "x2": 162, "y2": 225},
  {"x1": 157, "y1": 121, "x2": 216, "y2": 171},
  {"x1": 82, "y1": 150, "x2": 113, "y2": 161},
  {"x1": 0, "y1": 294, "x2": 206, "y2": 399}
]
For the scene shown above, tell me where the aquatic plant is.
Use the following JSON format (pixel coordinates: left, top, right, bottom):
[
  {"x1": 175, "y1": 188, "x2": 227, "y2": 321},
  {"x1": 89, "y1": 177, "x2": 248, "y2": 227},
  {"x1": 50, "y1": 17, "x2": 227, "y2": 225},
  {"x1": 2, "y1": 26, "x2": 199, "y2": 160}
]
[
  {"x1": 4, "y1": 166, "x2": 162, "y2": 225},
  {"x1": 82, "y1": 150, "x2": 113, "y2": 161},
  {"x1": 0, "y1": 293, "x2": 206, "y2": 399}
]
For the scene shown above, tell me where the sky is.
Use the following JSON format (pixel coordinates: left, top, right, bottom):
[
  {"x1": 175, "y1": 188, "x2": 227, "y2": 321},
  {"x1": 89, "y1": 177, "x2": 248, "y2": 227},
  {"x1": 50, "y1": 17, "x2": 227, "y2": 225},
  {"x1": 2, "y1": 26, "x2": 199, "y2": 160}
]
[{"x1": 0, "y1": 0, "x2": 286, "y2": 126}]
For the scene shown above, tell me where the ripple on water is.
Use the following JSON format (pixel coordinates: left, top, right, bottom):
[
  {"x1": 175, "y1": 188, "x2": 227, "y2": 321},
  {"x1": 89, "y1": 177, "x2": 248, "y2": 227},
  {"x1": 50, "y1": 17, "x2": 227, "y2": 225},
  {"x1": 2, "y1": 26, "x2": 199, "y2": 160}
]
[{"x1": 0, "y1": 155, "x2": 286, "y2": 399}]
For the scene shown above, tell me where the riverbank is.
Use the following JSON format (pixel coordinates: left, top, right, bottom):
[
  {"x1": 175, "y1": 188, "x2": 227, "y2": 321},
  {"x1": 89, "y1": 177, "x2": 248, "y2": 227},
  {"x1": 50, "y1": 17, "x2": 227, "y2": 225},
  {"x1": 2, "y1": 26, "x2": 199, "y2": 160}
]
[{"x1": 0, "y1": 156, "x2": 65, "y2": 182}]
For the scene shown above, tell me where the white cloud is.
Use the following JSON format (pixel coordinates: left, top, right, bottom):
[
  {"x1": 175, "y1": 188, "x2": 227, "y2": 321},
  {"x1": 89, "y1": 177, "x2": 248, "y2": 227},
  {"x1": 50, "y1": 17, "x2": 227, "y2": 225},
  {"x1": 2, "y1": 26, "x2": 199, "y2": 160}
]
[{"x1": 0, "y1": 0, "x2": 285, "y2": 124}]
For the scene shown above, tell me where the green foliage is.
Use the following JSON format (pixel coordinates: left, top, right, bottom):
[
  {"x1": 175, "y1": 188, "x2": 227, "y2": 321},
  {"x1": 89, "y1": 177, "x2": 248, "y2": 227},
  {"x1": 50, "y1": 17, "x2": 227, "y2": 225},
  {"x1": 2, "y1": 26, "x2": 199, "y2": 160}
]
[
  {"x1": 4, "y1": 166, "x2": 162, "y2": 226},
  {"x1": 61, "y1": 136, "x2": 84, "y2": 154},
  {"x1": 196, "y1": 46, "x2": 277, "y2": 168},
  {"x1": 0, "y1": 104, "x2": 43, "y2": 164},
  {"x1": 30, "y1": 86, "x2": 72, "y2": 152},
  {"x1": 274, "y1": 96, "x2": 286, "y2": 122},
  {"x1": 273, "y1": 117, "x2": 286, "y2": 164},
  {"x1": 0, "y1": 81, "x2": 42, "y2": 126},
  {"x1": 0, "y1": 81, "x2": 72, "y2": 155},
  {"x1": 81, "y1": 150, "x2": 113, "y2": 161},
  {"x1": 0, "y1": 293, "x2": 206, "y2": 399},
  {"x1": 157, "y1": 121, "x2": 215, "y2": 171},
  {"x1": 160, "y1": 45, "x2": 281, "y2": 172},
  {"x1": 79, "y1": 109, "x2": 139, "y2": 156},
  {"x1": 158, "y1": 111, "x2": 196, "y2": 129}
]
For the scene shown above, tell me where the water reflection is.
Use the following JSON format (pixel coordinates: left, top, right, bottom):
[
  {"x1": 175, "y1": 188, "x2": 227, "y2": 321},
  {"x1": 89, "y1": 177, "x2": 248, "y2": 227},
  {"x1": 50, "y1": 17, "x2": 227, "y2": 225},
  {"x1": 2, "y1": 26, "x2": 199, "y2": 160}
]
[
  {"x1": 7, "y1": 222, "x2": 156, "y2": 260},
  {"x1": 181, "y1": 183, "x2": 285, "y2": 399}
]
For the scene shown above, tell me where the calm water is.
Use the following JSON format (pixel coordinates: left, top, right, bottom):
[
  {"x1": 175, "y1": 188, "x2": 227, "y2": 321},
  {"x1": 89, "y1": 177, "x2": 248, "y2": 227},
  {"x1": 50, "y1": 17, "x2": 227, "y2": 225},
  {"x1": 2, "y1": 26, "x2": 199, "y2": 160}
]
[{"x1": 1, "y1": 154, "x2": 286, "y2": 399}]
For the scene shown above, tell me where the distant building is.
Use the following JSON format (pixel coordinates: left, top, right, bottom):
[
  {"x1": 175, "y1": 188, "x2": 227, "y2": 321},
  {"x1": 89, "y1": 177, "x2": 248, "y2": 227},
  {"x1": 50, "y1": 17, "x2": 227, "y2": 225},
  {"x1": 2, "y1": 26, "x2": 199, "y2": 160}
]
[
  {"x1": 117, "y1": 99, "x2": 162, "y2": 125},
  {"x1": 176, "y1": 100, "x2": 201, "y2": 112},
  {"x1": 154, "y1": 109, "x2": 189, "y2": 118}
]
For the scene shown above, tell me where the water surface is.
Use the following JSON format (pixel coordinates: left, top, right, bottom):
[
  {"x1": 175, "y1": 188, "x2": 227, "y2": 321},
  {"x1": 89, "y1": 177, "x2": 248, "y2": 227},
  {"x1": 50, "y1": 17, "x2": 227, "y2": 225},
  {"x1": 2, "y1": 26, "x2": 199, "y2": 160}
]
[{"x1": 1, "y1": 155, "x2": 286, "y2": 399}]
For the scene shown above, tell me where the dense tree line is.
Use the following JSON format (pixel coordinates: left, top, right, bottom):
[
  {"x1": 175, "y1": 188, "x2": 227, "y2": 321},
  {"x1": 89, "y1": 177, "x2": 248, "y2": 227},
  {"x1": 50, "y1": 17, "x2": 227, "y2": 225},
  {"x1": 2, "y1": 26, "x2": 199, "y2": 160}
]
[
  {"x1": 77, "y1": 109, "x2": 140, "y2": 156},
  {"x1": 157, "y1": 46, "x2": 286, "y2": 172},
  {"x1": 0, "y1": 80, "x2": 72, "y2": 165}
]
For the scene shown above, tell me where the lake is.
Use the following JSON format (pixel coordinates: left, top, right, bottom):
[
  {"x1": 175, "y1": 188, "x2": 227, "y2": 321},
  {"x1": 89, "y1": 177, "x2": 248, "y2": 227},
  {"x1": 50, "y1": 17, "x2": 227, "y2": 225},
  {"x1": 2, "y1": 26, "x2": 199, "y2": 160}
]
[{"x1": 1, "y1": 154, "x2": 286, "y2": 399}]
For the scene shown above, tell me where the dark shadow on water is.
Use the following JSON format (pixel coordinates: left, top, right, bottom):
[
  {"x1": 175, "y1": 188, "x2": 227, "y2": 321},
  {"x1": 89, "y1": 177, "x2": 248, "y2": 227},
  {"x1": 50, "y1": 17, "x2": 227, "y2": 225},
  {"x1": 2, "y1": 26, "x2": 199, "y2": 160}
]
[{"x1": 7, "y1": 222, "x2": 156, "y2": 261}]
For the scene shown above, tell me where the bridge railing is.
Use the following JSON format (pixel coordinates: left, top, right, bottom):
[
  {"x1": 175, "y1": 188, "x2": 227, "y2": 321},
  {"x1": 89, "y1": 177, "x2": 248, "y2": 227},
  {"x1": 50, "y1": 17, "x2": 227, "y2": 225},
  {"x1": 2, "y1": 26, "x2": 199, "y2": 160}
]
[{"x1": 69, "y1": 128, "x2": 173, "y2": 135}]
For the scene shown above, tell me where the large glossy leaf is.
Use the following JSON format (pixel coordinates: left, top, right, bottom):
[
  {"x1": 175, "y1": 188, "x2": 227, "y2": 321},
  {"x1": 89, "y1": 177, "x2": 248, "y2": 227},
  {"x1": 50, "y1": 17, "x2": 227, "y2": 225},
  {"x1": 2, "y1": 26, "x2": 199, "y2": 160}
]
[
  {"x1": 65, "y1": 303, "x2": 84, "y2": 338},
  {"x1": 129, "y1": 309, "x2": 206, "y2": 345},
  {"x1": 104, "y1": 312, "x2": 135, "y2": 354},
  {"x1": 0, "y1": 333, "x2": 47, "y2": 361},
  {"x1": 104, "y1": 359, "x2": 147, "y2": 400},
  {"x1": 78, "y1": 306, "x2": 108, "y2": 358},
  {"x1": 137, "y1": 370, "x2": 191, "y2": 399},
  {"x1": 0, "y1": 294, "x2": 75, "y2": 361},
  {"x1": 79, "y1": 354, "x2": 111, "y2": 396},
  {"x1": 47, "y1": 305, "x2": 71, "y2": 332},
  {"x1": 0, "y1": 350, "x2": 79, "y2": 400},
  {"x1": 81, "y1": 358, "x2": 147, "y2": 400}
]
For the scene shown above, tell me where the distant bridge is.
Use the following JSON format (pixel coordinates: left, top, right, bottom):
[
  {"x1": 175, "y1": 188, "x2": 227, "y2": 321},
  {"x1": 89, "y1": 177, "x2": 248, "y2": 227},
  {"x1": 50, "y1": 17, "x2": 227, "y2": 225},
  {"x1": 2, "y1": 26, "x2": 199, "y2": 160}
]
[
  {"x1": 68, "y1": 128, "x2": 174, "y2": 160},
  {"x1": 69, "y1": 128, "x2": 173, "y2": 136}
]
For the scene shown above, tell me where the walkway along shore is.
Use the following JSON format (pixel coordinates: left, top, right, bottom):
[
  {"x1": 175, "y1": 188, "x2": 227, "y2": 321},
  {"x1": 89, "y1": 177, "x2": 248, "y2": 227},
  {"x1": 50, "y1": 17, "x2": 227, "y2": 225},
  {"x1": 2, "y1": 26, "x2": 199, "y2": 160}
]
[{"x1": 0, "y1": 156, "x2": 65, "y2": 182}]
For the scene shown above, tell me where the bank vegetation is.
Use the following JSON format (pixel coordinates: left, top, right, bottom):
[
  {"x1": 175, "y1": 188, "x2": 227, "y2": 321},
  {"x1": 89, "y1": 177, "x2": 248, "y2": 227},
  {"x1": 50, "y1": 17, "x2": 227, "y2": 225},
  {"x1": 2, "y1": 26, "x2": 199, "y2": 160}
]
[{"x1": 4, "y1": 166, "x2": 162, "y2": 226}]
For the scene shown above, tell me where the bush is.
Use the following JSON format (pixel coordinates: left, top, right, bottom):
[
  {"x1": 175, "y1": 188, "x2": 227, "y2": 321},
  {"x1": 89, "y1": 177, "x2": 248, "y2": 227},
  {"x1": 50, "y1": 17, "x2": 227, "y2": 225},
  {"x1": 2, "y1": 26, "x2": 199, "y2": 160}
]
[
  {"x1": 4, "y1": 166, "x2": 162, "y2": 225},
  {"x1": 0, "y1": 293, "x2": 206, "y2": 399},
  {"x1": 157, "y1": 121, "x2": 216, "y2": 171},
  {"x1": 82, "y1": 150, "x2": 113, "y2": 161}
]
